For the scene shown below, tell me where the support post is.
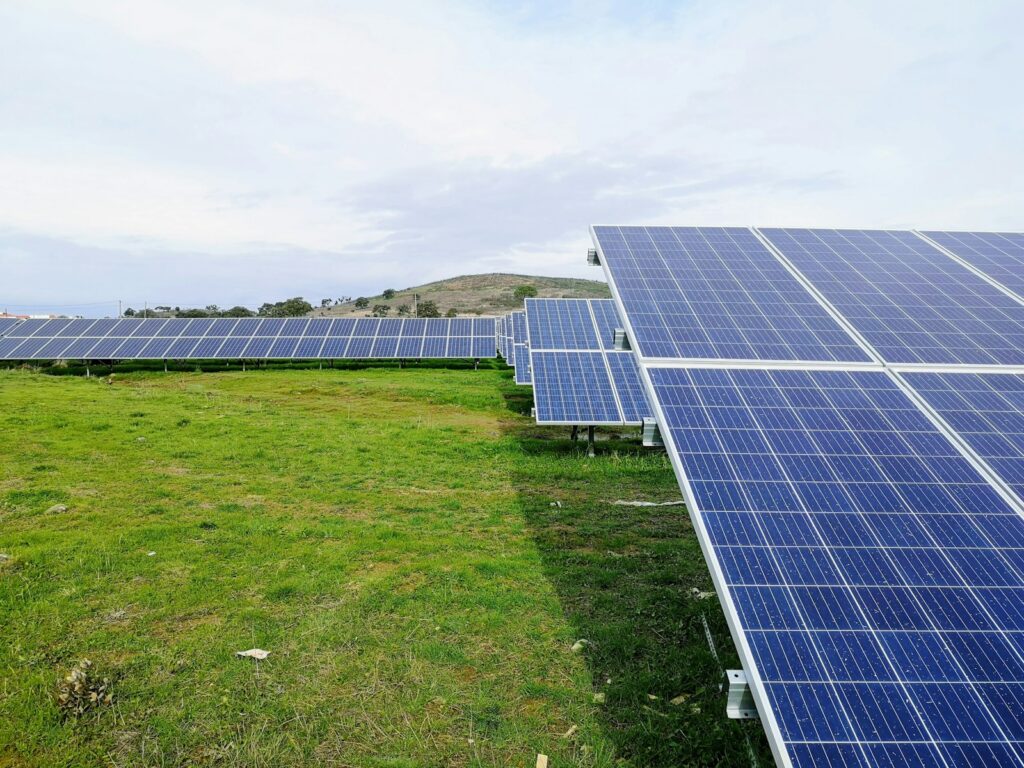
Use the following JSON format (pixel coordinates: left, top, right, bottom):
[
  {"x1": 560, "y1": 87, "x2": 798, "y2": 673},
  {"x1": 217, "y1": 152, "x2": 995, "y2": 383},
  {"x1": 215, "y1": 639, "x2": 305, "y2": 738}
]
[
  {"x1": 474, "y1": 357, "x2": 479, "y2": 370},
  {"x1": 570, "y1": 425, "x2": 579, "y2": 442},
  {"x1": 587, "y1": 425, "x2": 595, "y2": 458}
]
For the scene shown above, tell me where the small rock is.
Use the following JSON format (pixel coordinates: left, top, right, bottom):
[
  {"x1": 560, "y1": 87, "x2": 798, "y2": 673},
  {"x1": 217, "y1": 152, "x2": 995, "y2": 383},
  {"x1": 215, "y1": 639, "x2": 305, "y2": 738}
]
[
  {"x1": 45, "y1": 504, "x2": 68, "y2": 514},
  {"x1": 236, "y1": 648, "x2": 269, "y2": 660},
  {"x1": 147, "y1": 551, "x2": 156, "y2": 557},
  {"x1": 549, "y1": 501, "x2": 562, "y2": 508},
  {"x1": 647, "y1": 694, "x2": 660, "y2": 701},
  {"x1": 670, "y1": 694, "x2": 690, "y2": 706},
  {"x1": 136, "y1": 437, "x2": 146, "y2": 443},
  {"x1": 690, "y1": 587, "x2": 715, "y2": 600},
  {"x1": 562, "y1": 724, "x2": 578, "y2": 739},
  {"x1": 592, "y1": 692, "x2": 605, "y2": 704},
  {"x1": 571, "y1": 639, "x2": 590, "y2": 653},
  {"x1": 0, "y1": 553, "x2": 9, "y2": 561}
]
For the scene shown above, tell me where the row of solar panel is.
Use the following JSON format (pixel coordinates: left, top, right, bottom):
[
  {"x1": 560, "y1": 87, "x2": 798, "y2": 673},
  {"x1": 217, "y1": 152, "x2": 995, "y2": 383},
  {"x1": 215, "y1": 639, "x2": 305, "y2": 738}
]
[
  {"x1": 592, "y1": 227, "x2": 1024, "y2": 367},
  {"x1": 499, "y1": 310, "x2": 531, "y2": 385},
  {"x1": 0, "y1": 334, "x2": 497, "y2": 361},
  {"x1": 525, "y1": 298, "x2": 652, "y2": 425},
  {"x1": 0, "y1": 317, "x2": 499, "y2": 360}
]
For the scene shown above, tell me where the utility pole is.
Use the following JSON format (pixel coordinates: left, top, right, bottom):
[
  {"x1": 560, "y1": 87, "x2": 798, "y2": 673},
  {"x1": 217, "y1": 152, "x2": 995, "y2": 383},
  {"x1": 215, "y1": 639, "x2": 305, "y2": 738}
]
[{"x1": 118, "y1": 300, "x2": 122, "y2": 318}]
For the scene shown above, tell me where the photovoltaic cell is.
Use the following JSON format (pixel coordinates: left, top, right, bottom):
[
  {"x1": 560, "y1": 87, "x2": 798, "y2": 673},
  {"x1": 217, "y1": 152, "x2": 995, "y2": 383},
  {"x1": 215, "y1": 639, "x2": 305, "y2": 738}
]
[
  {"x1": 649, "y1": 366, "x2": 1024, "y2": 768},
  {"x1": 759, "y1": 228, "x2": 1024, "y2": 365},
  {"x1": 921, "y1": 231, "x2": 1024, "y2": 300},
  {"x1": 592, "y1": 226, "x2": 872, "y2": 363}
]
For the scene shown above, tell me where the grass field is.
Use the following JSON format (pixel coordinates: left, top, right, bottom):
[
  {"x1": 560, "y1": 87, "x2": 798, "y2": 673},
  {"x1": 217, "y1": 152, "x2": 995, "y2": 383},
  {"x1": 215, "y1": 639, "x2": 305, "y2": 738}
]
[{"x1": 0, "y1": 366, "x2": 769, "y2": 767}]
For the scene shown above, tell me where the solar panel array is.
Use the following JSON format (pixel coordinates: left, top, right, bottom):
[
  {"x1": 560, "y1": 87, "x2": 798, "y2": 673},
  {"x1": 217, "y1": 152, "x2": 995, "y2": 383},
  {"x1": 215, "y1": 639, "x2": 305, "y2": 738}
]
[
  {"x1": 526, "y1": 298, "x2": 651, "y2": 425},
  {"x1": 0, "y1": 317, "x2": 498, "y2": 361},
  {"x1": 592, "y1": 225, "x2": 1024, "y2": 768},
  {"x1": 0, "y1": 318, "x2": 23, "y2": 337}
]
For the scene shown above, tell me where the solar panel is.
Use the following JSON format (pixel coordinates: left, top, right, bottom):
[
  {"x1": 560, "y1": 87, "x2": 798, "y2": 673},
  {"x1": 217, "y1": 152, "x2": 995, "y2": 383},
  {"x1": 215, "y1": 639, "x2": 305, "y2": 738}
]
[
  {"x1": 759, "y1": 228, "x2": 1024, "y2": 366},
  {"x1": 649, "y1": 366, "x2": 1024, "y2": 768},
  {"x1": 525, "y1": 298, "x2": 652, "y2": 424},
  {"x1": 920, "y1": 231, "x2": 1024, "y2": 300},
  {"x1": 531, "y1": 352, "x2": 620, "y2": 424},
  {"x1": 526, "y1": 299, "x2": 599, "y2": 350},
  {"x1": 0, "y1": 318, "x2": 22, "y2": 336},
  {"x1": 606, "y1": 351, "x2": 649, "y2": 423},
  {"x1": 513, "y1": 344, "x2": 531, "y2": 384},
  {"x1": 591, "y1": 226, "x2": 873, "y2": 364},
  {"x1": 904, "y1": 372, "x2": 1024, "y2": 502},
  {"x1": 0, "y1": 317, "x2": 498, "y2": 361}
]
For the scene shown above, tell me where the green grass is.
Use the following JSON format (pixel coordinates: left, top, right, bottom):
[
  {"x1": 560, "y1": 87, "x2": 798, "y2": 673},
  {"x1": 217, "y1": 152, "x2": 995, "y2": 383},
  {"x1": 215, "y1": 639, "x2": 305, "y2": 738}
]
[{"x1": 0, "y1": 367, "x2": 769, "y2": 767}]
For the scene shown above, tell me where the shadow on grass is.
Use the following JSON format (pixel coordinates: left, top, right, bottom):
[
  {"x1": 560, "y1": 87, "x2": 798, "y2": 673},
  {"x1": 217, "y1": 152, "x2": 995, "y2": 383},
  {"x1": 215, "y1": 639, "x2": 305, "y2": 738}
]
[{"x1": 499, "y1": 381, "x2": 772, "y2": 767}]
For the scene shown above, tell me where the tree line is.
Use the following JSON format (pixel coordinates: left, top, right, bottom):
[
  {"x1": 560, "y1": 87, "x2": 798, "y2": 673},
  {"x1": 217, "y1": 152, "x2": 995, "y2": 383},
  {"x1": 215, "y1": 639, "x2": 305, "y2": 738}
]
[{"x1": 123, "y1": 284, "x2": 538, "y2": 319}]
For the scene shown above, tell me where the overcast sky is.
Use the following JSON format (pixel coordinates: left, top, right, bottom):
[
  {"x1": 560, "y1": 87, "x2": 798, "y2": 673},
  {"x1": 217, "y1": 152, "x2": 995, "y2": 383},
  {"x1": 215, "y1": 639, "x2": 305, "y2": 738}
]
[{"x1": 2, "y1": 0, "x2": 1022, "y2": 315}]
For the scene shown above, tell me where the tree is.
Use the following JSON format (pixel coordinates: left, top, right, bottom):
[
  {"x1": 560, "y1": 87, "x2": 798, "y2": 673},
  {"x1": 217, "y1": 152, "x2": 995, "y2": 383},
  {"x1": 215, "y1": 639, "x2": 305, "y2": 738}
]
[
  {"x1": 445, "y1": 308, "x2": 458, "y2": 318},
  {"x1": 321, "y1": 298, "x2": 332, "y2": 309},
  {"x1": 221, "y1": 305, "x2": 255, "y2": 317},
  {"x1": 257, "y1": 297, "x2": 314, "y2": 317},
  {"x1": 354, "y1": 297, "x2": 370, "y2": 309},
  {"x1": 396, "y1": 304, "x2": 411, "y2": 317},
  {"x1": 123, "y1": 307, "x2": 136, "y2": 317},
  {"x1": 382, "y1": 288, "x2": 396, "y2": 300},
  {"x1": 513, "y1": 285, "x2": 538, "y2": 300},
  {"x1": 417, "y1": 300, "x2": 441, "y2": 318},
  {"x1": 371, "y1": 304, "x2": 391, "y2": 317},
  {"x1": 177, "y1": 308, "x2": 211, "y2": 318}
]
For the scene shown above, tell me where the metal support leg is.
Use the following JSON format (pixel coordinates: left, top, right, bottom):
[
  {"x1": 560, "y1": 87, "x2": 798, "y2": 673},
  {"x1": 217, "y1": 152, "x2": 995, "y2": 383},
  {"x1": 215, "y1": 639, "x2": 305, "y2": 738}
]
[
  {"x1": 570, "y1": 425, "x2": 579, "y2": 442},
  {"x1": 587, "y1": 425, "x2": 596, "y2": 458}
]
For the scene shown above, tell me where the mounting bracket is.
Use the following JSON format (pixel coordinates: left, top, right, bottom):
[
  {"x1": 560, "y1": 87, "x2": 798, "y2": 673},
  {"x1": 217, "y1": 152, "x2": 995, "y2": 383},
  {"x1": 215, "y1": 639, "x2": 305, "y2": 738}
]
[
  {"x1": 642, "y1": 417, "x2": 663, "y2": 447},
  {"x1": 725, "y1": 670, "x2": 759, "y2": 720}
]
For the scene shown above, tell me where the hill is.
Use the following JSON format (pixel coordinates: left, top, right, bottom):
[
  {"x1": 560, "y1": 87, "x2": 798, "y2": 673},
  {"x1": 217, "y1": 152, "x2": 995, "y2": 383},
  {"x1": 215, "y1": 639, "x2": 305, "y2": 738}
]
[{"x1": 314, "y1": 273, "x2": 611, "y2": 317}]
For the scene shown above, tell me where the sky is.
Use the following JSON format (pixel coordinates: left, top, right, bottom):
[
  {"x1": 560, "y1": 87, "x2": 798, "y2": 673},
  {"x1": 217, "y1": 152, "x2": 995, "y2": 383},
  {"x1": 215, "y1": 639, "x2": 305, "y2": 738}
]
[{"x1": 1, "y1": 0, "x2": 1022, "y2": 315}]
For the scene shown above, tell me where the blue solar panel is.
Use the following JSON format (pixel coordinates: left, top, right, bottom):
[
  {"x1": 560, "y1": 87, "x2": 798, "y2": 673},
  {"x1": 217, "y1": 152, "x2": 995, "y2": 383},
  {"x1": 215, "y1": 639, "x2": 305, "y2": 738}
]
[
  {"x1": 525, "y1": 298, "x2": 652, "y2": 424},
  {"x1": 589, "y1": 299, "x2": 621, "y2": 350},
  {"x1": 606, "y1": 352, "x2": 650, "y2": 423},
  {"x1": 592, "y1": 226, "x2": 872, "y2": 363},
  {"x1": 904, "y1": 372, "x2": 1024, "y2": 502},
  {"x1": 649, "y1": 366, "x2": 1024, "y2": 767},
  {"x1": 513, "y1": 344, "x2": 531, "y2": 384},
  {"x1": 921, "y1": 231, "x2": 1024, "y2": 299},
  {"x1": 0, "y1": 318, "x2": 22, "y2": 337},
  {"x1": 760, "y1": 228, "x2": 1024, "y2": 365},
  {"x1": 531, "y1": 352, "x2": 620, "y2": 423},
  {"x1": 319, "y1": 337, "x2": 350, "y2": 358},
  {"x1": 525, "y1": 299, "x2": 599, "y2": 350},
  {"x1": 511, "y1": 311, "x2": 527, "y2": 345},
  {"x1": 448, "y1": 336, "x2": 473, "y2": 359},
  {"x1": 293, "y1": 336, "x2": 326, "y2": 358}
]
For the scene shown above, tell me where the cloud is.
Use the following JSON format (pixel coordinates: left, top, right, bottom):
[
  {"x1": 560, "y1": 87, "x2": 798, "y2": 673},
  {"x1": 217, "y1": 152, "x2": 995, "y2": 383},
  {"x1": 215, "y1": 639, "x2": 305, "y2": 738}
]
[{"x1": 0, "y1": 0, "x2": 1021, "y2": 308}]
